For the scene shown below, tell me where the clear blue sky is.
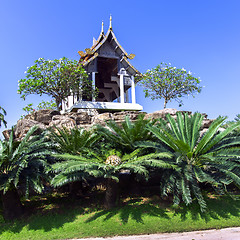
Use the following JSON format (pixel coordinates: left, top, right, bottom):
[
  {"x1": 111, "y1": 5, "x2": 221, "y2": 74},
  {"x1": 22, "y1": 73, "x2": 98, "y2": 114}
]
[{"x1": 1, "y1": 0, "x2": 240, "y2": 134}]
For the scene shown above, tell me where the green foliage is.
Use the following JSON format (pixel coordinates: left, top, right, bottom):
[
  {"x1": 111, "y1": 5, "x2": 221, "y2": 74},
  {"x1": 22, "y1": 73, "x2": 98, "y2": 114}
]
[
  {"x1": 139, "y1": 63, "x2": 202, "y2": 108},
  {"x1": 49, "y1": 126, "x2": 100, "y2": 155},
  {"x1": 49, "y1": 117, "x2": 170, "y2": 188},
  {"x1": 50, "y1": 148, "x2": 170, "y2": 188},
  {"x1": 138, "y1": 112, "x2": 240, "y2": 211},
  {"x1": 96, "y1": 114, "x2": 155, "y2": 153},
  {"x1": 0, "y1": 106, "x2": 7, "y2": 128},
  {"x1": 0, "y1": 126, "x2": 52, "y2": 197},
  {"x1": 22, "y1": 103, "x2": 34, "y2": 115},
  {"x1": 224, "y1": 114, "x2": 240, "y2": 133},
  {"x1": 22, "y1": 100, "x2": 57, "y2": 118},
  {"x1": 37, "y1": 100, "x2": 57, "y2": 110},
  {"x1": 18, "y1": 57, "x2": 98, "y2": 110}
]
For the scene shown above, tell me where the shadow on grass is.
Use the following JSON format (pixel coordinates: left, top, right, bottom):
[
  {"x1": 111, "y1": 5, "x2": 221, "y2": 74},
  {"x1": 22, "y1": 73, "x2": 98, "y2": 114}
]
[
  {"x1": 86, "y1": 198, "x2": 170, "y2": 224},
  {"x1": 0, "y1": 192, "x2": 102, "y2": 234},
  {"x1": 174, "y1": 195, "x2": 240, "y2": 222},
  {"x1": 1, "y1": 194, "x2": 240, "y2": 235}
]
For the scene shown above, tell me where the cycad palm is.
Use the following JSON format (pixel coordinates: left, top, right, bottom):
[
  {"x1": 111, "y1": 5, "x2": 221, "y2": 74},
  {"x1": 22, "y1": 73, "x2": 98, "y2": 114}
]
[
  {"x1": 0, "y1": 126, "x2": 52, "y2": 220},
  {"x1": 0, "y1": 106, "x2": 7, "y2": 128},
  {"x1": 51, "y1": 147, "x2": 171, "y2": 208},
  {"x1": 139, "y1": 112, "x2": 240, "y2": 211},
  {"x1": 49, "y1": 126, "x2": 100, "y2": 155},
  {"x1": 97, "y1": 114, "x2": 155, "y2": 152}
]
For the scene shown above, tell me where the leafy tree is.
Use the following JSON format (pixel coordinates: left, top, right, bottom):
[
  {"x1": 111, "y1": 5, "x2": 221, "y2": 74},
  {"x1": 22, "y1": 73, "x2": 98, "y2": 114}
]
[
  {"x1": 138, "y1": 112, "x2": 240, "y2": 211},
  {"x1": 18, "y1": 57, "x2": 97, "y2": 111},
  {"x1": 139, "y1": 63, "x2": 202, "y2": 108},
  {"x1": 0, "y1": 126, "x2": 52, "y2": 220},
  {"x1": 0, "y1": 106, "x2": 7, "y2": 128}
]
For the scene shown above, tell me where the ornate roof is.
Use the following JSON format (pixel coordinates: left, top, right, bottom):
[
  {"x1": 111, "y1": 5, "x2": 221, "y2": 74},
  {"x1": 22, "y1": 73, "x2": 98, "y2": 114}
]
[{"x1": 78, "y1": 16, "x2": 140, "y2": 76}]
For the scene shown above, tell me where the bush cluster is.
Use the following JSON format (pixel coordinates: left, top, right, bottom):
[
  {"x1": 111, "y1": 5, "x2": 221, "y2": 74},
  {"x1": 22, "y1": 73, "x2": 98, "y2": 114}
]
[{"x1": 1, "y1": 112, "x2": 240, "y2": 221}]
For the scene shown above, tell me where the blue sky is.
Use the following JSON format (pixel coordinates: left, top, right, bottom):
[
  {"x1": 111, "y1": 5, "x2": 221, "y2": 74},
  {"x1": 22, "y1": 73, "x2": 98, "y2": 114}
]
[{"x1": 1, "y1": 0, "x2": 240, "y2": 134}]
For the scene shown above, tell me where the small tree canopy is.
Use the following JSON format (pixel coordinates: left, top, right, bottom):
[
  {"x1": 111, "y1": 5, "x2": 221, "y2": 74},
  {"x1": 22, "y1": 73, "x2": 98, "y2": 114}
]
[
  {"x1": 139, "y1": 63, "x2": 202, "y2": 108},
  {"x1": 18, "y1": 57, "x2": 97, "y2": 111}
]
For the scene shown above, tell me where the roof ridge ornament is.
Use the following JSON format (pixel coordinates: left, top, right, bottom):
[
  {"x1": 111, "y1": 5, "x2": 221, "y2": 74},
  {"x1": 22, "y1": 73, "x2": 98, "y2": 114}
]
[
  {"x1": 101, "y1": 20, "x2": 104, "y2": 34},
  {"x1": 109, "y1": 14, "x2": 112, "y2": 30}
]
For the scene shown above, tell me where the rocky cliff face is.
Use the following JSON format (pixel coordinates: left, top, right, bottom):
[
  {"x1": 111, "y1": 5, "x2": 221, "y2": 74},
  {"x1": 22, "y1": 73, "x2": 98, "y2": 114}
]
[{"x1": 2, "y1": 108, "x2": 216, "y2": 141}]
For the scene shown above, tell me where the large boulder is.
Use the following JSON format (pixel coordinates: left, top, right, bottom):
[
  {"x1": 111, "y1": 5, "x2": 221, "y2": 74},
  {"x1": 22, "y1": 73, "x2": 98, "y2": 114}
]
[
  {"x1": 144, "y1": 108, "x2": 179, "y2": 120},
  {"x1": 34, "y1": 109, "x2": 60, "y2": 125},
  {"x1": 2, "y1": 129, "x2": 12, "y2": 141},
  {"x1": 49, "y1": 115, "x2": 76, "y2": 129},
  {"x1": 14, "y1": 119, "x2": 46, "y2": 140},
  {"x1": 91, "y1": 112, "x2": 113, "y2": 125},
  {"x1": 24, "y1": 109, "x2": 60, "y2": 125},
  {"x1": 144, "y1": 108, "x2": 194, "y2": 121},
  {"x1": 112, "y1": 111, "x2": 143, "y2": 121},
  {"x1": 2, "y1": 107, "x2": 218, "y2": 141},
  {"x1": 66, "y1": 112, "x2": 91, "y2": 125}
]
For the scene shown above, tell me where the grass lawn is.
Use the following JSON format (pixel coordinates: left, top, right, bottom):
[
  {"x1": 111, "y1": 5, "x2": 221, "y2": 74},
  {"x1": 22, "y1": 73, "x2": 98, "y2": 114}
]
[{"x1": 0, "y1": 192, "x2": 240, "y2": 240}]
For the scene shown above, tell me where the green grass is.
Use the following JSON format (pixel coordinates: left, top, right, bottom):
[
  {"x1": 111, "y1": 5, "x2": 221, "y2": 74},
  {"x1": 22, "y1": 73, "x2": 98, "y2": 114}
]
[{"x1": 1, "y1": 193, "x2": 240, "y2": 240}]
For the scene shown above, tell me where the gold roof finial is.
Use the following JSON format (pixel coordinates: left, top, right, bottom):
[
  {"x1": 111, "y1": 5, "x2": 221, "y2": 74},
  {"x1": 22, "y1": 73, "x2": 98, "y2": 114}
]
[
  {"x1": 101, "y1": 20, "x2": 104, "y2": 33},
  {"x1": 109, "y1": 14, "x2": 112, "y2": 30}
]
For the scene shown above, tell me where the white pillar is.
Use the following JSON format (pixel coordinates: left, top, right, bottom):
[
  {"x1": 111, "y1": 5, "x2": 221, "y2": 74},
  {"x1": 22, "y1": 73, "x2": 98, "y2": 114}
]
[
  {"x1": 92, "y1": 72, "x2": 96, "y2": 102},
  {"x1": 126, "y1": 89, "x2": 129, "y2": 103},
  {"x1": 62, "y1": 100, "x2": 66, "y2": 112},
  {"x1": 74, "y1": 94, "x2": 77, "y2": 103},
  {"x1": 131, "y1": 76, "x2": 136, "y2": 104},
  {"x1": 68, "y1": 95, "x2": 74, "y2": 108},
  {"x1": 120, "y1": 74, "x2": 124, "y2": 104}
]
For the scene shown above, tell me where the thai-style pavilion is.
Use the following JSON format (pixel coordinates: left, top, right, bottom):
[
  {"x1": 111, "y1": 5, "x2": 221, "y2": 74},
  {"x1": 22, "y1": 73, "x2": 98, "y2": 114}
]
[{"x1": 62, "y1": 16, "x2": 143, "y2": 113}]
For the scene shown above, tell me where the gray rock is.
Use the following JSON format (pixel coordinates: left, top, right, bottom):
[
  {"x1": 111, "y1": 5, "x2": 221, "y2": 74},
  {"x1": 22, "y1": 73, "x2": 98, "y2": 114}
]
[
  {"x1": 33, "y1": 109, "x2": 60, "y2": 125},
  {"x1": 4, "y1": 108, "x2": 218, "y2": 141},
  {"x1": 112, "y1": 111, "x2": 143, "y2": 121},
  {"x1": 92, "y1": 112, "x2": 113, "y2": 125},
  {"x1": 49, "y1": 115, "x2": 76, "y2": 129},
  {"x1": 144, "y1": 108, "x2": 180, "y2": 120},
  {"x1": 66, "y1": 112, "x2": 91, "y2": 125},
  {"x1": 15, "y1": 119, "x2": 46, "y2": 140},
  {"x1": 202, "y1": 119, "x2": 214, "y2": 129},
  {"x1": 2, "y1": 129, "x2": 12, "y2": 141}
]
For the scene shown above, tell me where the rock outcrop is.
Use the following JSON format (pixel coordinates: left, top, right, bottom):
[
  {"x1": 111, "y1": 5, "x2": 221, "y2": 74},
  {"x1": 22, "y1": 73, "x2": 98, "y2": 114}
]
[
  {"x1": 2, "y1": 108, "x2": 217, "y2": 141},
  {"x1": 14, "y1": 119, "x2": 46, "y2": 141}
]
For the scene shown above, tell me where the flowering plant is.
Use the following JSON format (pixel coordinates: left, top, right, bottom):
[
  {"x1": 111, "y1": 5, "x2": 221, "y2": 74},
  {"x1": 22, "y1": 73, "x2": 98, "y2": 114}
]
[
  {"x1": 18, "y1": 57, "x2": 97, "y2": 111},
  {"x1": 139, "y1": 63, "x2": 202, "y2": 108}
]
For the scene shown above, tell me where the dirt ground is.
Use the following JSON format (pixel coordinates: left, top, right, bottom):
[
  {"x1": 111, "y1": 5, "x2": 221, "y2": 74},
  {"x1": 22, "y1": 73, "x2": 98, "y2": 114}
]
[{"x1": 75, "y1": 227, "x2": 240, "y2": 240}]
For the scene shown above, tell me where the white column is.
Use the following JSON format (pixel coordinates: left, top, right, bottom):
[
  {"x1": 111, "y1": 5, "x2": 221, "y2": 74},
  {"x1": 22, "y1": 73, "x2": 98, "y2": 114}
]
[
  {"x1": 74, "y1": 94, "x2": 77, "y2": 103},
  {"x1": 68, "y1": 95, "x2": 74, "y2": 108},
  {"x1": 131, "y1": 76, "x2": 136, "y2": 104},
  {"x1": 125, "y1": 89, "x2": 129, "y2": 103},
  {"x1": 120, "y1": 74, "x2": 124, "y2": 104},
  {"x1": 62, "y1": 100, "x2": 65, "y2": 112},
  {"x1": 92, "y1": 72, "x2": 96, "y2": 102}
]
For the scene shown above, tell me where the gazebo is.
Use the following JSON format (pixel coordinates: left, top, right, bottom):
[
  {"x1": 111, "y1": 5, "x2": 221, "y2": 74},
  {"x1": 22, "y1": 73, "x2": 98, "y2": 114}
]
[{"x1": 62, "y1": 16, "x2": 143, "y2": 113}]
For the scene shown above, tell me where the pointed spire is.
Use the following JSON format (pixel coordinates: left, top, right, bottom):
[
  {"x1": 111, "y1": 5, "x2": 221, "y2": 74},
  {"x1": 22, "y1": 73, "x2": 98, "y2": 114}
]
[
  {"x1": 101, "y1": 20, "x2": 104, "y2": 34},
  {"x1": 109, "y1": 14, "x2": 112, "y2": 30}
]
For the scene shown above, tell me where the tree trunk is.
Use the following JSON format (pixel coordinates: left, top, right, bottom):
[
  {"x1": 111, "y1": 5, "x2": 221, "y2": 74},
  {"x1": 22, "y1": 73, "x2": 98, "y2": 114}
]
[
  {"x1": 55, "y1": 98, "x2": 61, "y2": 111},
  {"x1": 1, "y1": 187, "x2": 23, "y2": 221},
  {"x1": 164, "y1": 99, "x2": 167, "y2": 109},
  {"x1": 105, "y1": 178, "x2": 119, "y2": 209},
  {"x1": 69, "y1": 181, "x2": 83, "y2": 197}
]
